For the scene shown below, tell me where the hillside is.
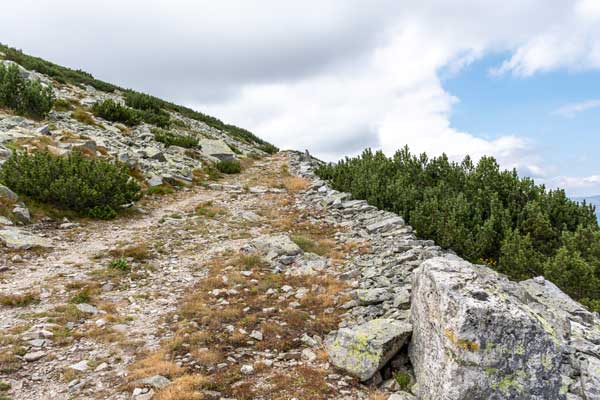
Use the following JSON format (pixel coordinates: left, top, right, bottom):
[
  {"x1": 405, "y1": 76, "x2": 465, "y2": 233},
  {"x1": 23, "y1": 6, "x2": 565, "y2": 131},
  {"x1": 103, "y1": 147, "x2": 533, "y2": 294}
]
[{"x1": 1, "y1": 47, "x2": 599, "y2": 400}]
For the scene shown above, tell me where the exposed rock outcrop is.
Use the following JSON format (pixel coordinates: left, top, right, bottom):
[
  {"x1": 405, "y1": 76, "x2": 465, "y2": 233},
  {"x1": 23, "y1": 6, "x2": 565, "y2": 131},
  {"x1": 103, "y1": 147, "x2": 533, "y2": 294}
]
[{"x1": 410, "y1": 256, "x2": 563, "y2": 400}]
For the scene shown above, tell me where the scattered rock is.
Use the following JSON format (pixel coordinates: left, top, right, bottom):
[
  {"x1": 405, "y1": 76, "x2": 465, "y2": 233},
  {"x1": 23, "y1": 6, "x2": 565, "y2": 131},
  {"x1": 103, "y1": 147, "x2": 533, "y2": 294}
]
[
  {"x1": 134, "y1": 375, "x2": 171, "y2": 390},
  {"x1": 354, "y1": 288, "x2": 393, "y2": 305},
  {"x1": 249, "y1": 330, "x2": 263, "y2": 341},
  {"x1": 251, "y1": 234, "x2": 302, "y2": 258},
  {"x1": 23, "y1": 351, "x2": 46, "y2": 362},
  {"x1": 68, "y1": 360, "x2": 89, "y2": 372},
  {"x1": 75, "y1": 303, "x2": 99, "y2": 314},
  {"x1": 240, "y1": 365, "x2": 254, "y2": 375}
]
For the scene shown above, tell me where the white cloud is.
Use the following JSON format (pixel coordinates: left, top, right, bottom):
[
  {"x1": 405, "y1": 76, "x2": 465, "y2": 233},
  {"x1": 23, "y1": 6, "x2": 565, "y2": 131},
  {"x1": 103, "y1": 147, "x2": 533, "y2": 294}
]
[
  {"x1": 544, "y1": 175, "x2": 600, "y2": 196},
  {"x1": 493, "y1": 0, "x2": 600, "y2": 76},
  {"x1": 554, "y1": 99, "x2": 600, "y2": 118}
]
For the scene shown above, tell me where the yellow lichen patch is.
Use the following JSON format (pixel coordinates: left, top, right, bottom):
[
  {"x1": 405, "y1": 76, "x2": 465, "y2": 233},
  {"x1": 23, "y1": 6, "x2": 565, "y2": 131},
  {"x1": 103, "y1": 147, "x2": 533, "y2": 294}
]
[{"x1": 443, "y1": 328, "x2": 480, "y2": 351}]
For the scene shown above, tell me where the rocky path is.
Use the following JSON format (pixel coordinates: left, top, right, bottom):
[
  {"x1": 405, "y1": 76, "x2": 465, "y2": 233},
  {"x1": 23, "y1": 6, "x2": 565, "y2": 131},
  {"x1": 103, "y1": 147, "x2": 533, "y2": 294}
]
[{"x1": 0, "y1": 154, "x2": 386, "y2": 400}]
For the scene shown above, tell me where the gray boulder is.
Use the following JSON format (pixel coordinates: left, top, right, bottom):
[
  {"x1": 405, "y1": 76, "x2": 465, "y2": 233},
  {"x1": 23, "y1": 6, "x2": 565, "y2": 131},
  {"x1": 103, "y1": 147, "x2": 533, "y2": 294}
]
[
  {"x1": 354, "y1": 288, "x2": 393, "y2": 305},
  {"x1": 12, "y1": 203, "x2": 31, "y2": 224},
  {"x1": 198, "y1": 138, "x2": 235, "y2": 160},
  {"x1": 325, "y1": 318, "x2": 412, "y2": 381},
  {"x1": 410, "y1": 257, "x2": 564, "y2": 400},
  {"x1": 251, "y1": 234, "x2": 302, "y2": 258},
  {"x1": 0, "y1": 185, "x2": 18, "y2": 202}
]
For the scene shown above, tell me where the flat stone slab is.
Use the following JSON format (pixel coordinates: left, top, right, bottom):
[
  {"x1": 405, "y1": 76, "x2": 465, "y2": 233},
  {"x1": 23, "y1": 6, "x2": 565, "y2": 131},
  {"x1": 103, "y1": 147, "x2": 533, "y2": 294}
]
[
  {"x1": 0, "y1": 227, "x2": 52, "y2": 250},
  {"x1": 325, "y1": 318, "x2": 412, "y2": 381},
  {"x1": 366, "y1": 216, "x2": 405, "y2": 233}
]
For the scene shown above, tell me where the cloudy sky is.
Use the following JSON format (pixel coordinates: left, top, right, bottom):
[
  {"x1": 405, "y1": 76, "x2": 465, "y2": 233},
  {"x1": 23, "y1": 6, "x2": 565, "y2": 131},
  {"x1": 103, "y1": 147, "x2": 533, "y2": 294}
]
[{"x1": 2, "y1": 0, "x2": 600, "y2": 195}]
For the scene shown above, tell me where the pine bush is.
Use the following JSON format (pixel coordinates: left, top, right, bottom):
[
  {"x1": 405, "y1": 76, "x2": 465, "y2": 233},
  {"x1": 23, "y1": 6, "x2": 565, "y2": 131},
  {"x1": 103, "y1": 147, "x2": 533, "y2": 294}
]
[
  {"x1": 92, "y1": 100, "x2": 141, "y2": 126},
  {"x1": 0, "y1": 151, "x2": 141, "y2": 218},
  {"x1": 216, "y1": 159, "x2": 241, "y2": 174},
  {"x1": 153, "y1": 128, "x2": 198, "y2": 148},
  {"x1": 0, "y1": 63, "x2": 54, "y2": 118}
]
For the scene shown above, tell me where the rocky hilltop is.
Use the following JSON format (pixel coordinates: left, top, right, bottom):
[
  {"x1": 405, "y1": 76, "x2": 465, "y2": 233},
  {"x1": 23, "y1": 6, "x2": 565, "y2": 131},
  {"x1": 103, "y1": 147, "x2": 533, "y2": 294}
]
[{"x1": 0, "y1": 50, "x2": 599, "y2": 400}]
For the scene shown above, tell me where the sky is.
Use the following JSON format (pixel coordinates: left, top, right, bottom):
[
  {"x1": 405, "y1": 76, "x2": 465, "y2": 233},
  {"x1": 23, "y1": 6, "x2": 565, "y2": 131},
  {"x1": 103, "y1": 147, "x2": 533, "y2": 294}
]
[{"x1": 1, "y1": 0, "x2": 600, "y2": 195}]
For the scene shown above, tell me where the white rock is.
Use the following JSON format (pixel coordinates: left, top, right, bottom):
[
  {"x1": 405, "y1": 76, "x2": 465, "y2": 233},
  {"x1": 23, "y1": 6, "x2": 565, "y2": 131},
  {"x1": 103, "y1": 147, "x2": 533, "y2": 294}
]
[{"x1": 240, "y1": 364, "x2": 254, "y2": 375}]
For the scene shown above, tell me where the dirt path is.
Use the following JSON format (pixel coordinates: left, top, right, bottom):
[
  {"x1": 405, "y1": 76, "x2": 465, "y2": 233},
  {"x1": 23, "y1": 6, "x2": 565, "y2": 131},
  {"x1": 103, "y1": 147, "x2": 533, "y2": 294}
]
[{"x1": 0, "y1": 154, "x2": 378, "y2": 400}]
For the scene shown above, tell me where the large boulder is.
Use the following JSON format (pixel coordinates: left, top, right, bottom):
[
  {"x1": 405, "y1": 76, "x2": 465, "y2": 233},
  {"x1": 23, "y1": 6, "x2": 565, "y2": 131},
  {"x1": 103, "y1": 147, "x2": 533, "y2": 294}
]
[
  {"x1": 325, "y1": 318, "x2": 412, "y2": 381},
  {"x1": 250, "y1": 234, "x2": 302, "y2": 258},
  {"x1": 198, "y1": 138, "x2": 235, "y2": 161},
  {"x1": 410, "y1": 256, "x2": 564, "y2": 400},
  {"x1": 0, "y1": 185, "x2": 18, "y2": 202}
]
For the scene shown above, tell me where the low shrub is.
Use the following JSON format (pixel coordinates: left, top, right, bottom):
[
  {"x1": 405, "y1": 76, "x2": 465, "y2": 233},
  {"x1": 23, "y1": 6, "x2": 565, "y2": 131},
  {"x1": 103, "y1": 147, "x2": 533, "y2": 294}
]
[
  {"x1": 92, "y1": 100, "x2": 141, "y2": 126},
  {"x1": 394, "y1": 371, "x2": 412, "y2": 392},
  {"x1": 258, "y1": 143, "x2": 278, "y2": 155},
  {"x1": 0, "y1": 151, "x2": 141, "y2": 218},
  {"x1": 153, "y1": 128, "x2": 198, "y2": 148},
  {"x1": 215, "y1": 159, "x2": 241, "y2": 174},
  {"x1": 69, "y1": 288, "x2": 93, "y2": 304},
  {"x1": 0, "y1": 63, "x2": 54, "y2": 119},
  {"x1": 146, "y1": 184, "x2": 175, "y2": 196},
  {"x1": 108, "y1": 257, "x2": 130, "y2": 272}
]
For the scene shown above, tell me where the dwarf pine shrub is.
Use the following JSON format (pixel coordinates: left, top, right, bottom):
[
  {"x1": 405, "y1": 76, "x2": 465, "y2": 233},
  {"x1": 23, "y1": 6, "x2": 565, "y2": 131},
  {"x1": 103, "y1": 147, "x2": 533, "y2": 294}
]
[
  {"x1": 0, "y1": 63, "x2": 54, "y2": 118},
  {"x1": 216, "y1": 159, "x2": 241, "y2": 174},
  {"x1": 0, "y1": 151, "x2": 141, "y2": 218},
  {"x1": 153, "y1": 128, "x2": 199, "y2": 148},
  {"x1": 92, "y1": 100, "x2": 141, "y2": 126},
  {"x1": 316, "y1": 146, "x2": 600, "y2": 310}
]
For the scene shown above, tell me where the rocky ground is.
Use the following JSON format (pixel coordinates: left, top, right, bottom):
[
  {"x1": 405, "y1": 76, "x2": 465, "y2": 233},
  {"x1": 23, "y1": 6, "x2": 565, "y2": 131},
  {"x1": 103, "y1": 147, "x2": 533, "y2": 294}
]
[
  {"x1": 0, "y1": 153, "x2": 404, "y2": 400},
  {"x1": 2, "y1": 151, "x2": 600, "y2": 400}
]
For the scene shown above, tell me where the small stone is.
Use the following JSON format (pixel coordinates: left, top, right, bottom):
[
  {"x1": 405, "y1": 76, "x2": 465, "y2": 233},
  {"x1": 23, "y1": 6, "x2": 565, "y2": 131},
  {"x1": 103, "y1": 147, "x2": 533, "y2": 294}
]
[
  {"x1": 23, "y1": 351, "x2": 46, "y2": 362},
  {"x1": 249, "y1": 330, "x2": 263, "y2": 341},
  {"x1": 69, "y1": 360, "x2": 89, "y2": 372},
  {"x1": 134, "y1": 375, "x2": 171, "y2": 389},
  {"x1": 301, "y1": 349, "x2": 317, "y2": 362},
  {"x1": 76, "y1": 303, "x2": 98, "y2": 314},
  {"x1": 95, "y1": 362, "x2": 109, "y2": 372},
  {"x1": 29, "y1": 339, "x2": 46, "y2": 348},
  {"x1": 240, "y1": 364, "x2": 254, "y2": 375}
]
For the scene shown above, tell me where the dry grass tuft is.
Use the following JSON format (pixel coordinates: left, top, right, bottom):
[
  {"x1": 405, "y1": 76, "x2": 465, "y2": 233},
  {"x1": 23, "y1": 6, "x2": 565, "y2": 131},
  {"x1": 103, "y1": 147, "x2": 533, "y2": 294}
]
[
  {"x1": 155, "y1": 375, "x2": 208, "y2": 400},
  {"x1": 128, "y1": 350, "x2": 183, "y2": 381},
  {"x1": 109, "y1": 243, "x2": 152, "y2": 261},
  {"x1": 71, "y1": 108, "x2": 97, "y2": 126},
  {"x1": 284, "y1": 176, "x2": 310, "y2": 192},
  {"x1": 0, "y1": 291, "x2": 40, "y2": 307}
]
